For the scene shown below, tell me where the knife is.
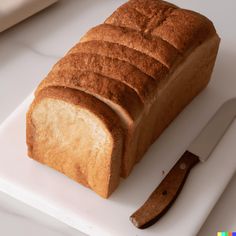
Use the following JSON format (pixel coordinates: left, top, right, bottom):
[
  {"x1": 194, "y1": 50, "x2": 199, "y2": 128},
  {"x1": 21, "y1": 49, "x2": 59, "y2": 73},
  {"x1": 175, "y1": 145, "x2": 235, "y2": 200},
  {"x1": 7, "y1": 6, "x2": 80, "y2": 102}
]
[{"x1": 130, "y1": 98, "x2": 236, "y2": 229}]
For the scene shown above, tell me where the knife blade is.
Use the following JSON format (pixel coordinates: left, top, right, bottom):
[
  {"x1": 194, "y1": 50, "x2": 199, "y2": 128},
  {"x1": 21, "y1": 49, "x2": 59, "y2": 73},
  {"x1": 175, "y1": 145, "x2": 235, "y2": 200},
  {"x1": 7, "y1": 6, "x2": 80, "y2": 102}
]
[{"x1": 130, "y1": 98, "x2": 236, "y2": 229}]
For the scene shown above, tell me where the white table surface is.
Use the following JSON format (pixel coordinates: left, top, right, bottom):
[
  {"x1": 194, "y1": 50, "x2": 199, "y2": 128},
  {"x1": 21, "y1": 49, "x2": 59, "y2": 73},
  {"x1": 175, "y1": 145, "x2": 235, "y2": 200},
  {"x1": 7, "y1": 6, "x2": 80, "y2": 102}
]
[{"x1": 0, "y1": 0, "x2": 235, "y2": 235}]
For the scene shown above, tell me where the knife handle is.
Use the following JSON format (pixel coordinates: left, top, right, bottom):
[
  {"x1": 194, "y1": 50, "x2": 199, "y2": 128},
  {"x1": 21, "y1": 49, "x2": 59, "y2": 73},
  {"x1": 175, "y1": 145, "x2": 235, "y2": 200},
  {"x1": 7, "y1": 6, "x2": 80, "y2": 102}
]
[{"x1": 130, "y1": 151, "x2": 199, "y2": 229}]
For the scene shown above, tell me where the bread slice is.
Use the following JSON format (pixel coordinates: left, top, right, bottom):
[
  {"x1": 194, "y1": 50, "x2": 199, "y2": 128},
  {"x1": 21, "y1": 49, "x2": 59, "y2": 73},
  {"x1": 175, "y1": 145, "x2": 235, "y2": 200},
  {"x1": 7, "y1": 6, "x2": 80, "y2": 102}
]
[
  {"x1": 27, "y1": 86, "x2": 124, "y2": 198},
  {"x1": 67, "y1": 41, "x2": 168, "y2": 80},
  {"x1": 37, "y1": 70, "x2": 143, "y2": 124},
  {"x1": 80, "y1": 24, "x2": 179, "y2": 68}
]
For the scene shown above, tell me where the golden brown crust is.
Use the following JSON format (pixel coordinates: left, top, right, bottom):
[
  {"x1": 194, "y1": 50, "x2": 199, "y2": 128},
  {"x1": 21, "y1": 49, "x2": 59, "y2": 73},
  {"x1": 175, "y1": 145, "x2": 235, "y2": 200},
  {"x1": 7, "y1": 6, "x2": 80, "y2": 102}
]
[
  {"x1": 67, "y1": 41, "x2": 168, "y2": 80},
  {"x1": 105, "y1": 3, "x2": 148, "y2": 32},
  {"x1": 127, "y1": 0, "x2": 178, "y2": 18},
  {"x1": 151, "y1": 9, "x2": 216, "y2": 52},
  {"x1": 105, "y1": 0, "x2": 215, "y2": 54},
  {"x1": 50, "y1": 52, "x2": 157, "y2": 103},
  {"x1": 106, "y1": 0, "x2": 177, "y2": 33},
  {"x1": 80, "y1": 24, "x2": 179, "y2": 68},
  {"x1": 36, "y1": 70, "x2": 144, "y2": 123},
  {"x1": 27, "y1": 86, "x2": 124, "y2": 198},
  {"x1": 105, "y1": 4, "x2": 148, "y2": 31}
]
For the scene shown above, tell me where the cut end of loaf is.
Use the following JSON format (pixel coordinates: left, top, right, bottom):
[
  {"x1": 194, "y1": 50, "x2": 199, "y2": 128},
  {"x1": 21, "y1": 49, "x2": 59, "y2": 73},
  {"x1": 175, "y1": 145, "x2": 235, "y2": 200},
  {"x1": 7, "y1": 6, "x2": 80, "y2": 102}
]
[{"x1": 27, "y1": 87, "x2": 123, "y2": 198}]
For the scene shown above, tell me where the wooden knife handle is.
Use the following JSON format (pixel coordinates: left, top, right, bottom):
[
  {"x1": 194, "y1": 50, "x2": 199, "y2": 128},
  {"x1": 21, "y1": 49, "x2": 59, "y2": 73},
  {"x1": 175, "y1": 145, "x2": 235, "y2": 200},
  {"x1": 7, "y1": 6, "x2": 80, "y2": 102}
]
[{"x1": 130, "y1": 151, "x2": 199, "y2": 229}]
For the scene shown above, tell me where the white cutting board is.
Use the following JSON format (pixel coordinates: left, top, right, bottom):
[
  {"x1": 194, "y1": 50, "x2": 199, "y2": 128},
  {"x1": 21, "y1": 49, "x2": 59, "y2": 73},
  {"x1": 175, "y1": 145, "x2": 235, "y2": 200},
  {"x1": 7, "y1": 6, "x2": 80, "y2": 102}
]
[
  {"x1": 0, "y1": 94, "x2": 236, "y2": 236},
  {"x1": 0, "y1": 0, "x2": 236, "y2": 235}
]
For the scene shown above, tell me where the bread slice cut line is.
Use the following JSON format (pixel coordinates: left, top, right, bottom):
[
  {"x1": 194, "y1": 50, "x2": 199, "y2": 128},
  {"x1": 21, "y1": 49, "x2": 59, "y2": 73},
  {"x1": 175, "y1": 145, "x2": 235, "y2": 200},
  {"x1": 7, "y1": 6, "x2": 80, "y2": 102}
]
[
  {"x1": 80, "y1": 24, "x2": 180, "y2": 68},
  {"x1": 105, "y1": 6, "x2": 216, "y2": 55},
  {"x1": 51, "y1": 52, "x2": 158, "y2": 103},
  {"x1": 151, "y1": 9, "x2": 216, "y2": 53},
  {"x1": 105, "y1": 19, "x2": 181, "y2": 55},
  {"x1": 67, "y1": 41, "x2": 169, "y2": 80}
]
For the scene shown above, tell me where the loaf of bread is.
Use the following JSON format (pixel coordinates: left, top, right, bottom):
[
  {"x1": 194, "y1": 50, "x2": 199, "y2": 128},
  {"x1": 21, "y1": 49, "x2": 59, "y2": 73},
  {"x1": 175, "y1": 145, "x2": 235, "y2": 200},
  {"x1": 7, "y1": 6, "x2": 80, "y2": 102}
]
[{"x1": 26, "y1": 0, "x2": 220, "y2": 198}]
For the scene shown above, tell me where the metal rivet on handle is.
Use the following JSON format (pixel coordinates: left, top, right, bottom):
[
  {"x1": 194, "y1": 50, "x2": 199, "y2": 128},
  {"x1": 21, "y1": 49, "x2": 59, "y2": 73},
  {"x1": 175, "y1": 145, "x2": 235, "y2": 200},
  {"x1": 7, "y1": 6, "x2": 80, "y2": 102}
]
[{"x1": 180, "y1": 163, "x2": 186, "y2": 170}]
